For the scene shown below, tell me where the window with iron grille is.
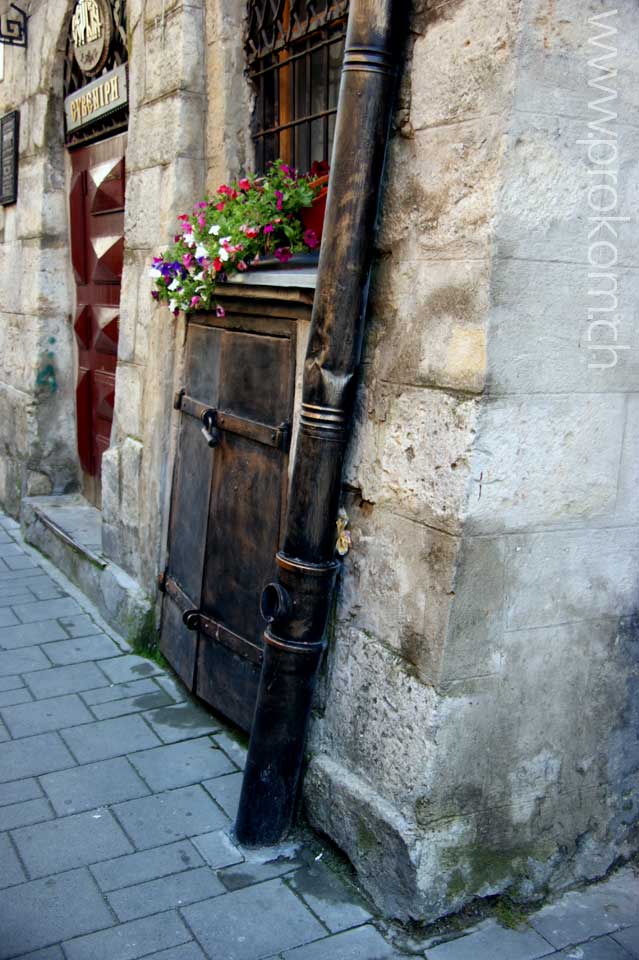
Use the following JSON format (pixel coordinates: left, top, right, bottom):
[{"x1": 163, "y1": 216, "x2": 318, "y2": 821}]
[{"x1": 246, "y1": 0, "x2": 349, "y2": 174}]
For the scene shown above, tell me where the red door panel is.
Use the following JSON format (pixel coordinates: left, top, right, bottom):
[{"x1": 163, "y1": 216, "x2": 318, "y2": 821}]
[{"x1": 69, "y1": 134, "x2": 126, "y2": 479}]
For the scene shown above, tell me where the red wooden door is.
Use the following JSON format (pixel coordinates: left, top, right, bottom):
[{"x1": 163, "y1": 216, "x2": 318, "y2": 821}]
[{"x1": 69, "y1": 133, "x2": 126, "y2": 492}]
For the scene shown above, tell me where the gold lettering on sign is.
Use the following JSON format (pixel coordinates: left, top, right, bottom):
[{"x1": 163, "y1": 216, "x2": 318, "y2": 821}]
[
  {"x1": 65, "y1": 67, "x2": 127, "y2": 132},
  {"x1": 72, "y1": 0, "x2": 103, "y2": 48}
]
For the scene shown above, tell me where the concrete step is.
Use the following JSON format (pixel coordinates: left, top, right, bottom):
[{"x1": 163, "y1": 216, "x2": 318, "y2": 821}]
[{"x1": 20, "y1": 495, "x2": 151, "y2": 644}]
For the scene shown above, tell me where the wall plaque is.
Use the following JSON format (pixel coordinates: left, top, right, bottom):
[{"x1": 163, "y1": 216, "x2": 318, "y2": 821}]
[
  {"x1": 0, "y1": 110, "x2": 19, "y2": 205},
  {"x1": 64, "y1": 63, "x2": 127, "y2": 134},
  {"x1": 71, "y1": 0, "x2": 112, "y2": 76}
]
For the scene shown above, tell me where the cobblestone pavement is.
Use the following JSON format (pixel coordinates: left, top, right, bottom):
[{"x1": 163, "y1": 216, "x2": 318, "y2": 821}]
[{"x1": 0, "y1": 512, "x2": 637, "y2": 960}]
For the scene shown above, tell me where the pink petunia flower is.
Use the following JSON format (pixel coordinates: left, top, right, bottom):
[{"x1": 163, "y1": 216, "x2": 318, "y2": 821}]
[
  {"x1": 215, "y1": 202, "x2": 225, "y2": 211},
  {"x1": 216, "y1": 305, "x2": 226, "y2": 318},
  {"x1": 274, "y1": 247, "x2": 293, "y2": 263},
  {"x1": 190, "y1": 295, "x2": 201, "y2": 308},
  {"x1": 303, "y1": 229, "x2": 319, "y2": 249},
  {"x1": 275, "y1": 189, "x2": 284, "y2": 211},
  {"x1": 238, "y1": 178, "x2": 251, "y2": 191},
  {"x1": 198, "y1": 201, "x2": 208, "y2": 209},
  {"x1": 237, "y1": 260, "x2": 248, "y2": 271},
  {"x1": 182, "y1": 253, "x2": 194, "y2": 268},
  {"x1": 263, "y1": 223, "x2": 274, "y2": 234},
  {"x1": 198, "y1": 215, "x2": 206, "y2": 229}
]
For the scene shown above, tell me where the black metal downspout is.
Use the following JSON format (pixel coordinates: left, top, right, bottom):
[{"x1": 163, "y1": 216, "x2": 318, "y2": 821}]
[{"x1": 235, "y1": 0, "x2": 401, "y2": 847}]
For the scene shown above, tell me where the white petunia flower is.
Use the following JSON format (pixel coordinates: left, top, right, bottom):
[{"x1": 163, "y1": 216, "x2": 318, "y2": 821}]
[
  {"x1": 168, "y1": 277, "x2": 181, "y2": 291},
  {"x1": 218, "y1": 248, "x2": 229, "y2": 262},
  {"x1": 149, "y1": 267, "x2": 162, "y2": 279},
  {"x1": 208, "y1": 224, "x2": 220, "y2": 236},
  {"x1": 169, "y1": 299, "x2": 178, "y2": 312},
  {"x1": 195, "y1": 243, "x2": 208, "y2": 259}
]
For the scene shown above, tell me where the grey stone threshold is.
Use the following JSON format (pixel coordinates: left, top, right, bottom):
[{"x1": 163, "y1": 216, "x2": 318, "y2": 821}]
[{"x1": 20, "y1": 495, "x2": 151, "y2": 645}]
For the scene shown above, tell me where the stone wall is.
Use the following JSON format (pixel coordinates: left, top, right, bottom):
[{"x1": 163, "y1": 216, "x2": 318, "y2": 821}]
[
  {"x1": 306, "y1": 0, "x2": 639, "y2": 921},
  {"x1": 0, "y1": 0, "x2": 636, "y2": 925},
  {"x1": 0, "y1": 0, "x2": 79, "y2": 515},
  {"x1": 102, "y1": 0, "x2": 253, "y2": 590}
]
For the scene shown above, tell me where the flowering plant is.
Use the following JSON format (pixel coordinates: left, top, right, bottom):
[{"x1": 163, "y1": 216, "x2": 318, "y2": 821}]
[{"x1": 149, "y1": 161, "x2": 323, "y2": 317}]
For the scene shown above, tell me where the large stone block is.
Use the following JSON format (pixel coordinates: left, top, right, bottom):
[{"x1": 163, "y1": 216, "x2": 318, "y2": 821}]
[
  {"x1": 410, "y1": 0, "x2": 519, "y2": 129},
  {"x1": 495, "y1": 113, "x2": 639, "y2": 267},
  {"x1": 378, "y1": 120, "x2": 503, "y2": 262},
  {"x1": 125, "y1": 167, "x2": 163, "y2": 249},
  {"x1": 335, "y1": 497, "x2": 458, "y2": 683},
  {"x1": 366, "y1": 258, "x2": 489, "y2": 394},
  {"x1": 514, "y1": 0, "x2": 639, "y2": 122},
  {"x1": 503, "y1": 526, "x2": 639, "y2": 630},
  {"x1": 113, "y1": 364, "x2": 143, "y2": 441},
  {"x1": 143, "y1": 4, "x2": 206, "y2": 101},
  {"x1": 20, "y1": 241, "x2": 72, "y2": 317},
  {"x1": 126, "y1": 94, "x2": 206, "y2": 173},
  {"x1": 120, "y1": 437, "x2": 144, "y2": 529},
  {"x1": 487, "y1": 259, "x2": 639, "y2": 395},
  {"x1": 345, "y1": 382, "x2": 479, "y2": 535},
  {"x1": 465, "y1": 394, "x2": 626, "y2": 533},
  {"x1": 311, "y1": 627, "x2": 439, "y2": 814},
  {"x1": 440, "y1": 535, "x2": 505, "y2": 682}
]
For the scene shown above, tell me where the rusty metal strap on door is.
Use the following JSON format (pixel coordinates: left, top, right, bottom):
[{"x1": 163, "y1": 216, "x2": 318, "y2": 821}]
[
  {"x1": 163, "y1": 575, "x2": 263, "y2": 667},
  {"x1": 174, "y1": 389, "x2": 290, "y2": 451}
]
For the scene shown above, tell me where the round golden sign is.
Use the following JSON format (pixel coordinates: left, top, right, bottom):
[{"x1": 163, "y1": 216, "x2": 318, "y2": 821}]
[{"x1": 71, "y1": 0, "x2": 113, "y2": 77}]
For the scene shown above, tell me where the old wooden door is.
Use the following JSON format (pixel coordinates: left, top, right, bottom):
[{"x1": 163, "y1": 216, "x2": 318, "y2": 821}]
[
  {"x1": 69, "y1": 133, "x2": 126, "y2": 502},
  {"x1": 160, "y1": 306, "x2": 297, "y2": 731}
]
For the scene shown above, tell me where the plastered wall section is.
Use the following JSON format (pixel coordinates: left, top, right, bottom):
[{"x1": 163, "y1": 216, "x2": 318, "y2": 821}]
[
  {"x1": 0, "y1": 0, "x2": 79, "y2": 516},
  {"x1": 306, "y1": 0, "x2": 639, "y2": 921}
]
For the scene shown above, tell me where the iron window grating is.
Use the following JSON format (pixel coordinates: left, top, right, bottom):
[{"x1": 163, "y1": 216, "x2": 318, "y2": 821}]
[{"x1": 246, "y1": 0, "x2": 349, "y2": 173}]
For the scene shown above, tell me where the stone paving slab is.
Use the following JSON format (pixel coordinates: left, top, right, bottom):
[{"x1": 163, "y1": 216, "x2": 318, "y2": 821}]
[
  {"x1": 0, "y1": 796, "x2": 53, "y2": 831},
  {"x1": 143, "y1": 700, "x2": 223, "y2": 743},
  {"x1": 202, "y1": 769, "x2": 244, "y2": 817},
  {"x1": 24, "y1": 661, "x2": 109, "y2": 698},
  {"x1": 90, "y1": 688, "x2": 174, "y2": 719},
  {"x1": 12, "y1": 807, "x2": 133, "y2": 877},
  {"x1": 530, "y1": 879, "x2": 636, "y2": 949},
  {"x1": 43, "y1": 633, "x2": 122, "y2": 665},
  {"x1": 425, "y1": 918, "x2": 553, "y2": 959},
  {"x1": 60, "y1": 712, "x2": 162, "y2": 762},
  {"x1": 282, "y1": 923, "x2": 400, "y2": 959},
  {"x1": 0, "y1": 515, "x2": 636, "y2": 960},
  {"x1": 555, "y1": 937, "x2": 634, "y2": 958},
  {"x1": 0, "y1": 868, "x2": 114, "y2": 959},
  {"x1": 90, "y1": 839, "x2": 205, "y2": 892},
  {"x1": 107, "y1": 865, "x2": 226, "y2": 921},
  {"x1": 614, "y1": 926, "x2": 639, "y2": 958},
  {"x1": 62, "y1": 911, "x2": 192, "y2": 960},
  {"x1": 0, "y1": 620, "x2": 67, "y2": 650},
  {"x1": 112, "y1": 784, "x2": 230, "y2": 848},
  {"x1": 1, "y1": 692, "x2": 93, "y2": 738},
  {"x1": 0, "y1": 831, "x2": 26, "y2": 888},
  {"x1": 128, "y1": 736, "x2": 236, "y2": 791},
  {"x1": 39, "y1": 755, "x2": 150, "y2": 815},
  {"x1": 0, "y1": 731, "x2": 75, "y2": 781},
  {"x1": 182, "y1": 877, "x2": 326, "y2": 960}
]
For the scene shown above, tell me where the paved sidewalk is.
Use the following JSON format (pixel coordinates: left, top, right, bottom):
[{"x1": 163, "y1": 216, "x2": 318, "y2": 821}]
[{"x1": 0, "y1": 512, "x2": 636, "y2": 960}]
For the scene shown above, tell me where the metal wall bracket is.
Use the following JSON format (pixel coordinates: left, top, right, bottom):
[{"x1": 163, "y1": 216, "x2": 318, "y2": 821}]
[{"x1": 0, "y1": 4, "x2": 27, "y2": 47}]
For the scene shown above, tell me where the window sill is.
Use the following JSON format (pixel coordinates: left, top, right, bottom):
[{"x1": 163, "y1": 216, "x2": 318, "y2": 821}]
[{"x1": 222, "y1": 253, "x2": 319, "y2": 291}]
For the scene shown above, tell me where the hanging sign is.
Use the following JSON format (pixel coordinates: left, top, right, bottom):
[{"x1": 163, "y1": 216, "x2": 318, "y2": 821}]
[
  {"x1": 71, "y1": 0, "x2": 112, "y2": 75},
  {"x1": 64, "y1": 63, "x2": 127, "y2": 133},
  {"x1": 0, "y1": 110, "x2": 19, "y2": 205}
]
